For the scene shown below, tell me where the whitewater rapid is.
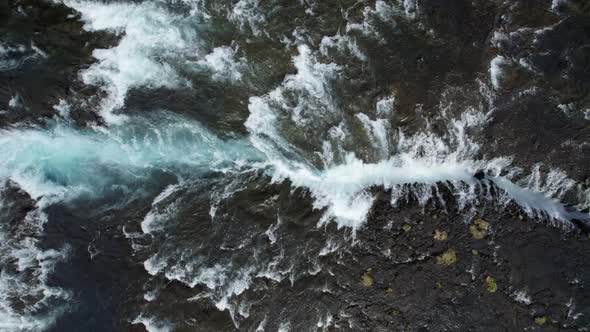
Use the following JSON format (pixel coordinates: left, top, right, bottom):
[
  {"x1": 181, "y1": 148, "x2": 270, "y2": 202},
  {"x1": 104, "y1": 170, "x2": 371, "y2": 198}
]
[
  {"x1": 1, "y1": 0, "x2": 589, "y2": 330},
  {"x1": 0, "y1": 105, "x2": 584, "y2": 232}
]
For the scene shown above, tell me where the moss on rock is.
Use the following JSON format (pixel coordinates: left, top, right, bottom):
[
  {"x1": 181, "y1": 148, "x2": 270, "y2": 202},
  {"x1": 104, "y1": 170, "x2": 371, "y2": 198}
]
[
  {"x1": 433, "y1": 229, "x2": 448, "y2": 241},
  {"x1": 485, "y1": 276, "x2": 497, "y2": 293},
  {"x1": 361, "y1": 272, "x2": 374, "y2": 287},
  {"x1": 436, "y1": 248, "x2": 457, "y2": 266},
  {"x1": 470, "y1": 218, "x2": 489, "y2": 239},
  {"x1": 534, "y1": 316, "x2": 547, "y2": 326}
]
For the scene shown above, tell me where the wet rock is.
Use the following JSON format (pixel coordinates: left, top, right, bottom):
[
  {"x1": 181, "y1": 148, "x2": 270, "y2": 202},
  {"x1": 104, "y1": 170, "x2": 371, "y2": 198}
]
[
  {"x1": 482, "y1": 4, "x2": 590, "y2": 186},
  {"x1": 332, "y1": 189, "x2": 590, "y2": 331},
  {"x1": 127, "y1": 323, "x2": 149, "y2": 332},
  {"x1": 473, "y1": 170, "x2": 485, "y2": 180},
  {"x1": 0, "y1": 180, "x2": 35, "y2": 229},
  {"x1": 0, "y1": 0, "x2": 117, "y2": 128},
  {"x1": 559, "y1": 0, "x2": 590, "y2": 16}
]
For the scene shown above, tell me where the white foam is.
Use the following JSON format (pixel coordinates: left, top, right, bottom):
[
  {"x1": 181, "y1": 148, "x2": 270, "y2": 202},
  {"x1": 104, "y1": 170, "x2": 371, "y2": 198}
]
[
  {"x1": 245, "y1": 44, "x2": 589, "y2": 230},
  {"x1": 141, "y1": 184, "x2": 181, "y2": 234},
  {"x1": 551, "y1": 0, "x2": 568, "y2": 12},
  {"x1": 494, "y1": 176, "x2": 573, "y2": 221},
  {"x1": 278, "y1": 321, "x2": 291, "y2": 332},
  {"x1": 197, "y1": 46, "x2": 244, "y2": 81},
  {"x1": 0, "y1": 41, "x2": 41, "y2": 72},
  {"x1": 141, "y1": 201, "x2": 177, "y2": 234},
  {"x1": 59, "y1": 0, "x2": 203, "y2": 123},
  {"x1": 0, "y1": 112, "x2": 256, "y2": 202},
  {"x1": 8, "y1": 95, "x2": 20, "y2": 109},
  {"x1": 375, "y1": 0, "x2": 395, "y2": 21},
  {"x1": 215, "y1": 267, "x2": 253, "y2": 312},
  {"x1": 558, "y1": 103, "x2": 576, "y2": 117},
  {"x1": 512, "y1": 290, "x2": 532, "y2": 305},
  {"x1": 273, "y1": 140, "x2": 588, "y2": 230},
  {"x1": 346, "y1": 6, "x2": 381, "y2": 40},
  {"x1": 401, "y1": 0, "x2": 418, "y2": 18},
  {"x1": 148, "y1": 259, "x2": 255, "y2": 328},
  {"x1": 270, "y1": 154, "x2": 476, "y2": 229},
  {"x1": 229, "y1": 0, "x2": 266, "y2": 37},
  {"x1": 132, "y1": 315, "x2": 173, "y2": 332},
  {"x1": 245, "y1": 44, "x2": 341, "y2": 159},
  {"x1": 316, "y1": 312, "x2": 334, "y2": 329},
  {"x1": 144, "y1": 253, "x2": 232, "y2": 295},
  {"x1": 264, "y1": 218, "x2": 281, "y2": 245},
  {"x1": 490, "y1": 31, "x2": 509, "y2": 49},
  {"x1": 320, "y1": 123, "x2": 348, "y2": 167},
  {"x1": 52, "y1": 99, "x2": 71, "y2": 118},
  {"x1": 320, "y1": 35, "x2": 367, "y2": 62},
  {"x1": 255, "y1": 316, "x2": 267, "y2": 331},
  {"x1": 343, "y1": 0, "x2": 414, "y2": 43},
  {"x1": 144, "y1": 290, "x2": 159, "y2": 302},
  {"x1": 355, "y1": 113, "x2": 390, "y2": 158},
  {"x1": 0, "y1": 194, "x2": 71, "y2": 332},
  {"x1": 320, "y1": 1, "x2": 399, "y2": 59},
  {"x1": 376, "y1": 96, "x2": 395, "y2": 116},
  {"x1": 489, "y1": 55, "x2": 507, "y2": 89},
  {"x1": 518, "y1": 57, "x2": 536, "y2": 73},
  {"x1": 255, "y1": 251, "x2": 292, "y2": 283},
  {"x1": 30, "y1": 42, "x2": 47, "y2": 58},
  {"x1": 524, "y1": 165, "x2": 575, "y2": 201}
]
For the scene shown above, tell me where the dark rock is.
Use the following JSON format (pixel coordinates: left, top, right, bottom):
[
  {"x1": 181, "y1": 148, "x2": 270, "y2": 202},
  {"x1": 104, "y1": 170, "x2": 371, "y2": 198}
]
[
  {"x1": 0, "y1": 180, "x2": 35, "y2": 229},
  {"x1": 473, "y1": 170, "x2": 486, "y2": 180},
  {"x1": 0, "y1": 0, "x2": 118, "y2": 128}
]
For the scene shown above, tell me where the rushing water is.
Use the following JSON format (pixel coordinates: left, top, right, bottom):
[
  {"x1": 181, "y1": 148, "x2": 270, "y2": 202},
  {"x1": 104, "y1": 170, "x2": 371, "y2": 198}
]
[{"x1": 1, "y1": 0, "x2": 590, "y2": 331}]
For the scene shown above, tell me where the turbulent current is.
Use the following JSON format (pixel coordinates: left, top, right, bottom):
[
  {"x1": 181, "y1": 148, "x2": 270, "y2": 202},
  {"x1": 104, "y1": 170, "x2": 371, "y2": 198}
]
[{"x1": 1, "y1": 0, "x2": 590, "y2": 331}]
